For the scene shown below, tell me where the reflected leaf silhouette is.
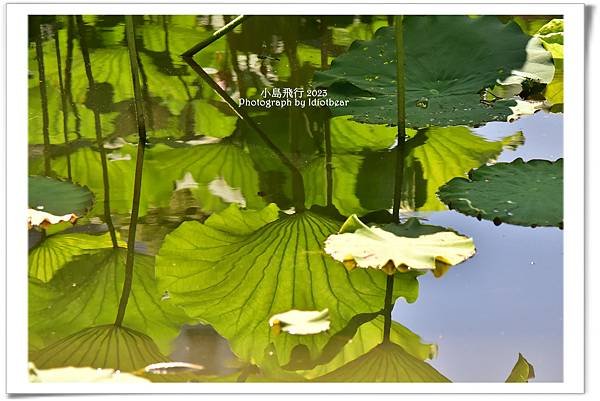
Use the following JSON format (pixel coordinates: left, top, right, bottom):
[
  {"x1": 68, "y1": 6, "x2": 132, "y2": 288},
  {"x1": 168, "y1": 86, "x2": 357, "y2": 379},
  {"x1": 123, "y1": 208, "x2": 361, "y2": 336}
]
[
  {"x1": 31, "y1": 324, "x2": 168, "y2": 372},
  {"x1": 313, "y1": 342, "x2": 450, "y2": 382},
  {"x1": 356, "y1": 127, "x2": 524, "y2": 212}
]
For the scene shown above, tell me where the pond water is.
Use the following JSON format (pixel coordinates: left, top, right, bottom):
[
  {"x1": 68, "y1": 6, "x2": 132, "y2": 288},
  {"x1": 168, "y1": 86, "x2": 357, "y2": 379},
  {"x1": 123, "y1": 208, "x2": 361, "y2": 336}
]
[{"x1": 27, "y1": 15, "x2": 563, "y2": 383}]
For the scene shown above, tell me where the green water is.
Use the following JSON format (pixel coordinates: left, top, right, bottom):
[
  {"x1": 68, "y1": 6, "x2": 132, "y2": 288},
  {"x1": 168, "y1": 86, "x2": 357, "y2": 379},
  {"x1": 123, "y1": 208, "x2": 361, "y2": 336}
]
[{"x1": 27, "y1": 15, "x2": 563, "y2": 383}]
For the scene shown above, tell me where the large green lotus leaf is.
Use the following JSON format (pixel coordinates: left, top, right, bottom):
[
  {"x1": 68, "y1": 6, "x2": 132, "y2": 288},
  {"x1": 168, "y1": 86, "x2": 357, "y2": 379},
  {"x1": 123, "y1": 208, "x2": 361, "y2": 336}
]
[
  {"x1": 355, "y1": 126, "x2": 523, "y2": 212},
  {"x1": 29, "y1": 175, "x2": 94, "y2": 216},
  {"x1": 29, "y1": 232, "x2": 119, "y2": 282},
  {"x1": 156, "y1": 204, "x2": 420, "y2": 367},
  {"x1": 31, "y1": 325, "x2": 168, "y2": 372},
  {"x1": 29, "y1": 363, "x2": 151, "y2": 383},
  {"x1": 297, "y1": 316, "x2": 436, "y2": 379},
  {"x1": 28, "y1": 278, "x2": 61, "y2": 350},
  {"x1": 313, "y1": 16, "x2": 529, "y2": 128},
  {"x1": 29, "y1": 248, "x2": 191, "y2": 353},
  {"x1": 314, "y1": 342, "x2": 450, "y2": 382},
  {"x1": 324, "y1": 215, "x2": 475, "y2": 275},
  {"x1": 506, "y1": 353, "x2": 535, "y2": 383},
  {"x1": 438, "y1": 158, "x2": 563, "y2": 228}
]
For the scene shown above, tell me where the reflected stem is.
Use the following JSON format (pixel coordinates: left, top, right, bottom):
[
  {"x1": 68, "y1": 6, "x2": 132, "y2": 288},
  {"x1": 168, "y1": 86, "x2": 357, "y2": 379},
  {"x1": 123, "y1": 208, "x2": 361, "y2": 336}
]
[
  {"x1": 75, "y1": 15, "x2": 118, "y2": 248},
  {"x1": 181, "y1": 15, "x2": 305, "y2": 210},
  {"x1": 382, "y1": 274, "x2": 395, "y2": 344},
  {"x1": 324, "y1": 121, "x2": 333, "y2": 207},
  {"x1": 114, "y1": 16, "x2": 148, "y2": 327},
  {"x1": 224, "y1": 16, "x2": 247, "y2": 98},
  {"x1": 65, "y1": 16, "x2": 81, "y2": 139},
  {"x1": 321, "y1": 18, "x2": 333, "y2": 207},
  {"x1": 283, "y1": 26, "x2": 309, "y2": 211},
  {"x1": 182, "y1": 15, "x2": 306, "y2": 209},
  {"x1": 34, "y1": 19, "x2": 52, "y2": 176},
  {"x1": 392, "y1": 15, "x2": 407, "y2": 221},
  {"x1": 181, "y1": 15, "x2": 248, "y2": 58},
  {"x1": 54, "y1": 21, "x2": 72, "y2": 180},
  {"x1": 183, "y1": 56, "x2": 306, "y2": 210}
]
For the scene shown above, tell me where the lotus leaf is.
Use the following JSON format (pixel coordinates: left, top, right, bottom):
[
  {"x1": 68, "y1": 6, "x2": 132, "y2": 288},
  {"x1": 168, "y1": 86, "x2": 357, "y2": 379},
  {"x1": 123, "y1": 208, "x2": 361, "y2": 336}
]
[
  {"x1": 29, "y1": 232, "x2": 120, "y2": 282},
  {"x1": 506, "y1": 353, "x2": 535, "y2": 382},
  {"x1": 29, "y1": 248, "x2": 191, "y2": 353},
  {"x1": 324, "y1": 215, "x2": 475, "y2": 275},
  {"x1": 438, "y1": 158, "x2": 563, "y2": 228},
  {"x1": 29, "y1": 175, "x2": 94, "y2": 217},
  {"x1": 156, "y1": 204, "x2": 419, "y2": 366},
  {"x1": 31, "y1": 325, "x2": 168, "y2": 372},
  {"x1": 314, "y1": 342, "x2": 450, "y2": 382},
  {"x1": 313, "y1": 16, "x2": 529, "y2": 128}
]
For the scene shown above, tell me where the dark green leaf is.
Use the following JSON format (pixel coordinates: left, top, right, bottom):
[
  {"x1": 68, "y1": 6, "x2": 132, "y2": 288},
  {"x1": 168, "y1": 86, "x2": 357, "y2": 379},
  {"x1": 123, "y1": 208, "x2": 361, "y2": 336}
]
[
  {"x1": 438, "y1": 158, "x2": 563, "y2": 228},
  {"x1": 29, "y1": 175, "x2": 94, "y2": 217},
  {"x1": 313, "y1": 16, "x2": 529, "y2": 128}
]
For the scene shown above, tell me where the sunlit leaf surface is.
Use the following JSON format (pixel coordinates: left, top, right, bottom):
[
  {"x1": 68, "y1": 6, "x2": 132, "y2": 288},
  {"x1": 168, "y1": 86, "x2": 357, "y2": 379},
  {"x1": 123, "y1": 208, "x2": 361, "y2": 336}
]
[
  {"x1": 29, "y1": 248, "x2": 191, "y2": 353},
  {"x1": 505, "y1": 353, "x2": 535, "y2": 382},
  {"x1": 325, "y1": 215, "x2": 475, "y2": 275},
  {"x1": 156, "y1": 205, "x2": 419, "y2": 366},
  {"x1": 536, "y1": 19, "x2": 564, "y2": 107},
  {"x1": 26, "y1": 14, "x2": 563, "y2": 383},
  {"x1": 29, "y1": 232, "x2": 119, "y2": 282}
]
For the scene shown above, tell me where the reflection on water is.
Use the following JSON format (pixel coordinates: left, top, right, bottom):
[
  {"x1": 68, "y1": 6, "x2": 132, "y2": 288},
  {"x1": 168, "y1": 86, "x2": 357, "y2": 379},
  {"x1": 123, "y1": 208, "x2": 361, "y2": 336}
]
[{"x1": 27, "y1": 15, "x2": 563, "y2": 382}]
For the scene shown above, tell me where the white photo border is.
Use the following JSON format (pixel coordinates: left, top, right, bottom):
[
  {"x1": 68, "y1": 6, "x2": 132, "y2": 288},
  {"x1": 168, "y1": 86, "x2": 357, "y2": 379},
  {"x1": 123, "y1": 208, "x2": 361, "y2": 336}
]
[{"x1": 5, "y1": 2, "x2": 585, "y2": 394}]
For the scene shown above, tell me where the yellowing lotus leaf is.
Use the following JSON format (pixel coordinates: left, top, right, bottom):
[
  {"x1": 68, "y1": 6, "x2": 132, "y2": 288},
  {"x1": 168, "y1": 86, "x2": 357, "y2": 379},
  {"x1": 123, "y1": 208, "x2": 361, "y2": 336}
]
[
  {"x1": 269, "y1": 309, "x2": 331, "y2": 335},
  {"x1": 324, "y1": 215, "x2": 475, "y2": 275}
]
